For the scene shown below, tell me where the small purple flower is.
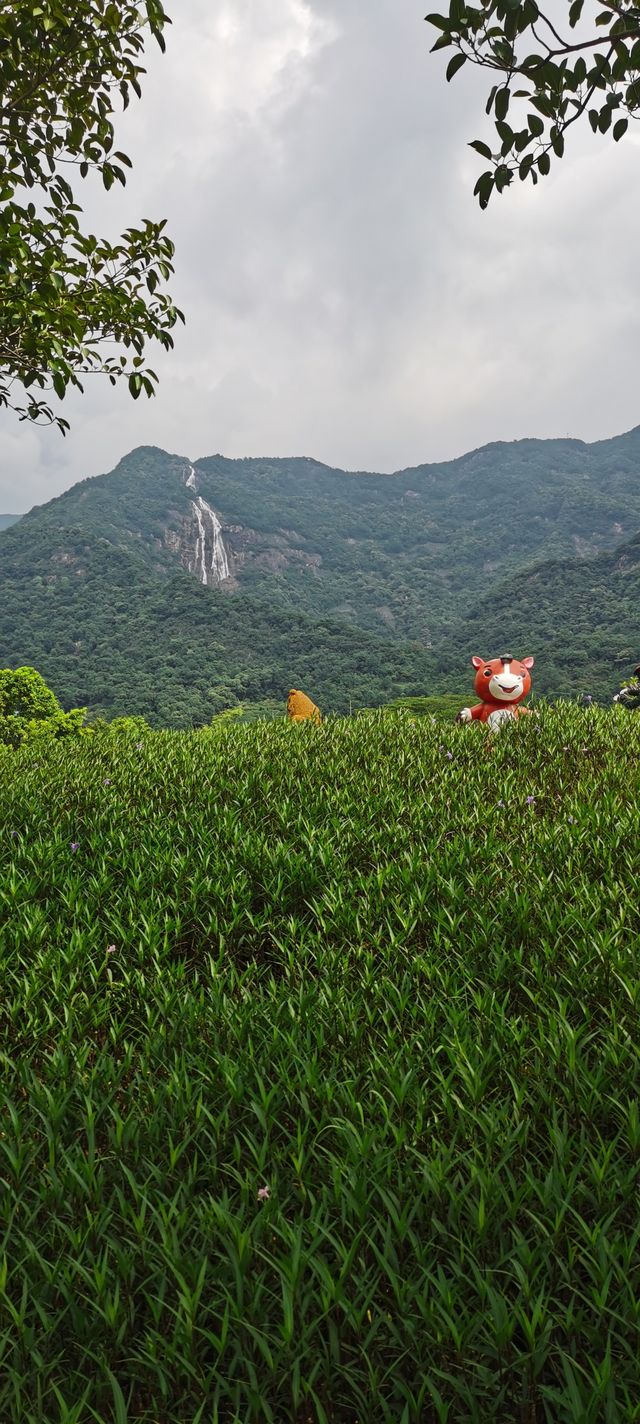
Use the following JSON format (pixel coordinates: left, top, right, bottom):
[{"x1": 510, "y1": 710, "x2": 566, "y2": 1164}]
[
  {"x1": 106, "y1": 944, "x2": 117, "y2": 954},
  {"x1": 525, "y1": 796, "x2": 535, "y2": 805},
  {"x1": 446, "y1": 751, "x2": 453, "y2": 760},
  {"x1": 257, "y1": 1184, "x2": 270, "y2": 1202},
  {"x1": 11, "y1": 830, "x2": 18, "y2": 838},
  {"x1": 70, "y1": 842, "x2": 79, "y2": 852},
  {"x1": 103, "y1": 778, "x2": 111, "y2": 785}
]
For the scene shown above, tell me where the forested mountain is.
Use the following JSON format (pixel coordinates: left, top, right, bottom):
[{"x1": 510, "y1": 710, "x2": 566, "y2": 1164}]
[
  {"x1": 2, "y1": 429, "x2": 640, "y2": 720},
  {"x1": 0, "y1": 527, "x2": 436, "y2": 724},
  {"x1": 447, "y1": 529, "x2": 640, "y2": 700},
  {"x1": 11, "y1": 431, "x2": 640, "y2": 635}
]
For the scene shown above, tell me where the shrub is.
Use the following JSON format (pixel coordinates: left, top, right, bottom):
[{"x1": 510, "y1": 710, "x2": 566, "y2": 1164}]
[{"x1": 0, "y1": 665, "x2": 86, "y2": 747}]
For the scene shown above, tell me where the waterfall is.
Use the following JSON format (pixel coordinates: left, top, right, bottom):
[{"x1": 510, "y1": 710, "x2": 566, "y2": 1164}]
[
  {"x1": 181, "y1": 464, "x2": 230, "y2": 584},
  {"x1": 204, "y1": 498, "x2": 230, "y2": 583},
  {"x1": 193, "y1": 498, "x2": 208, "y2": 583},
  {"x1": 190, "y1": 496, "x2": 230, "y2": 585}
]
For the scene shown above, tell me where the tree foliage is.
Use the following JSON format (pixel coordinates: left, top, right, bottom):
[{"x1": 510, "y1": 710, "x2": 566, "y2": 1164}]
[
  {"x1": 0, "y1": 0, "x2": 183, "y2": 431},
  {"x1": 426, "y1": 0, "x2": 640, "y2": 207},
  {"x1": 0, "y1": 665, "x2": 86, "y2": 744}
]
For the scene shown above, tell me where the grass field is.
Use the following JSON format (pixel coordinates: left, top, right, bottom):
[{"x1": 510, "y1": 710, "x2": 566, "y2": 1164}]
[{"x1": 1, "y1": 708, "x2": 639, "y2": 1423}]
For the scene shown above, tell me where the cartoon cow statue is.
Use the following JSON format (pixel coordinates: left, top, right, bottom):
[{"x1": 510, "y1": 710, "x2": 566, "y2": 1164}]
[{"x1": 457, "y1": 653, "x2": 534, "y2": 732}]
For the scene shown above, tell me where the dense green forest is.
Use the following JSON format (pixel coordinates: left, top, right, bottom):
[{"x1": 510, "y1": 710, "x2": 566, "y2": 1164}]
[
  {"x1": 10, "y1": 432, "x2": 640, "y2": 636},
  {"x1": 448, "y1": 531, "x2": 640, "y2": 699},
  {"x1": 0, "y1": 532, "x2": 439, "y2": 724},
  {"x1": 2, "y1": 429, "x2": 640, "y2": 719}
]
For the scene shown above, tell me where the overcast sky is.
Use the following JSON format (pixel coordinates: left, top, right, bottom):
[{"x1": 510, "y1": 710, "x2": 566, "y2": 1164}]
[{"x1": 2, "y1": 0, "x2": 639, "y2": 512}]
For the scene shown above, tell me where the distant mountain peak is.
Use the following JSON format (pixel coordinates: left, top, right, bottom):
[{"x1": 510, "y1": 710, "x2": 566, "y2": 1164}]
[{"x1": 2, "y1": 431, "x2": 640, "y2": 717}]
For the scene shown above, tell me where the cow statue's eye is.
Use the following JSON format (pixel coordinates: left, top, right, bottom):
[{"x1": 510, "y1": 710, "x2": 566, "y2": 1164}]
[{"x1": 483, "y1": 668, "x2": 492, "y2": 678}]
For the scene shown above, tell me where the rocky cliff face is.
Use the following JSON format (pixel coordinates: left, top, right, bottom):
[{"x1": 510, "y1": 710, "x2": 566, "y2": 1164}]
[
  {"x1": 163, "y1": 463, "x2": 323, "y2": 590},
  {"x1": 172, "y1": 465, "x2": 232, "y2": 588}
]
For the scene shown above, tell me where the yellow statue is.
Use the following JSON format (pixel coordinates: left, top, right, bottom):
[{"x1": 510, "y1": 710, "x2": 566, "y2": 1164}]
[{"x1": 287, "y1": 689, "x2": 321, "y2": 723}]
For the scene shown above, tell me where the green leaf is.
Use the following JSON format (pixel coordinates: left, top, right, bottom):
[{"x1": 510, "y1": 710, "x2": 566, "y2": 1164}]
[
  {"x1": 473, "y1": 169, "x2": 494, "y2": 208},
  {"x1": 431, "y1": 33, "x2": 453, "y2": 51},
  {"x1": 613, "y1": 117, "x2": 628, "y2": 141},
  {"x1": 494, "y1": 164, "x2": 512, "y2": 192},
  {"x1": 106, "y1": 1371, "x2": 129, "y2": 1424},
  {"x1": 468, "y1": 139, "x2": 493, "y2": 159},
  {"x1": 550, "y1": 128, "x2": 565, "y2": 158},
  {"x1": 496, "y1": 120, "x2": 514, "y2": 154},
  {"x1": 446, "y1": 52, "x2": 467, "y2": 81},
  {"x1": 495, "y1": 87, "x2": 510, "y2": 122},
  {"x1": 530, "y1": 94, "x2": 555, "y2": 118}
]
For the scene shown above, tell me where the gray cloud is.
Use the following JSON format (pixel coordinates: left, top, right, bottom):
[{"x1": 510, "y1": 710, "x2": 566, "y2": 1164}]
[{"x1": 1, "y1": 0, "x2": 639, "y2": 511}]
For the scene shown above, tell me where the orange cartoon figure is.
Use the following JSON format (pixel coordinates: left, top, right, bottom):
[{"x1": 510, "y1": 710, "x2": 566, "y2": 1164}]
[
  {"x1": 457, "y1": 654, "x2": 534, "y2": 732},
  {"x1": 287, "y1": 689, "x2": 322, "y2": 723}
]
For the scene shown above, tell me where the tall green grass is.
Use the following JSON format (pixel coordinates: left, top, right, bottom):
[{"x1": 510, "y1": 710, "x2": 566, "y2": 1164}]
[{"x1": 1, "y1": 707, "x2": 639, "y2": 1422}]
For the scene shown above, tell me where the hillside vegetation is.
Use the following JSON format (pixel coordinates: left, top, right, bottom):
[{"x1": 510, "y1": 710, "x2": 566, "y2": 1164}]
[
  {"x1": 1, "y1": 708, "x2": 639, "y2": 1421},
  {"x1": 448, "y1": 529, "x2": 640, "y2": 698},
  {"x1": 3, "y1": 429, "x2": 640, "y2": 717},
  {"x1": 0, "y1": 534, "x2": 436, "y2": 724}
]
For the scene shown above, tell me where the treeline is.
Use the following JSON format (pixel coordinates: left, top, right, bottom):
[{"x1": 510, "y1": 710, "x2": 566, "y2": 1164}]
[{"x1": 0, "y1": 540, "x2": 440, "y2": 727}]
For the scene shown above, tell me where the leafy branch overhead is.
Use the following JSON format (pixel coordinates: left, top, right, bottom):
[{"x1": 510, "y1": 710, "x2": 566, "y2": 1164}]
[
  {"x1": 426, "y1": 0, "x2": 640, "y2": 207},
  {"x1": 0, "y1": 1, "x2": 184, "y2": 432}
]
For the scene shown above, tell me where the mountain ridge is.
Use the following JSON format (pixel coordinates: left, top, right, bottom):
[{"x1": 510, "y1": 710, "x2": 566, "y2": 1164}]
[{"x1": 3, "y1": 428, "x2": 640, "y2": 718}]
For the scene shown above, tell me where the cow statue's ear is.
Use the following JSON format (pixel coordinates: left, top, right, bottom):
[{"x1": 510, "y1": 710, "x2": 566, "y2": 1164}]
[
  {"x1": 471, "y1": 655, "x2": 483, "y2": 669},
  {"x1": 522, "y1": 656, "x2": 534, "y2": 670}
]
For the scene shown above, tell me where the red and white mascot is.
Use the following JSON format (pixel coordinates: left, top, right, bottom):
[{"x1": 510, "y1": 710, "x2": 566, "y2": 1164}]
[{"x1": 458, "y1": 653, "x2": 534, "y2": 732}]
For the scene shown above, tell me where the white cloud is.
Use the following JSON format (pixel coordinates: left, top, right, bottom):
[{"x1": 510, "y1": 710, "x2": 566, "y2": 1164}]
[{"x1": 1, "y1": 0, "x2": 639, "y2": 511}]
